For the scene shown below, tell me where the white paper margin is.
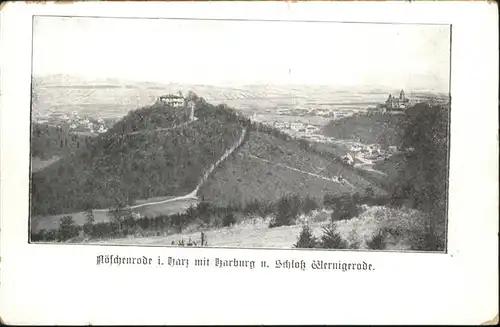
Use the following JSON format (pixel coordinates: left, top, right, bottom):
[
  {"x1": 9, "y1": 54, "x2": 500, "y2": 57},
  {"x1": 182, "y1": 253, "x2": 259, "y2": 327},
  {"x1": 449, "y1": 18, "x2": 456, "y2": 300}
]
[{"x1": 1, "y1": 1, "x2": 498, "y2": 325}]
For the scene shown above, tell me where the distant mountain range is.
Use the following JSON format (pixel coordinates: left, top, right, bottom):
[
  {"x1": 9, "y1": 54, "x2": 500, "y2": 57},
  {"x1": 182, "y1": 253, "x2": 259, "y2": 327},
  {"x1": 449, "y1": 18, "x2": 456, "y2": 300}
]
[
  {"x1": 34, "y1": 74, "x2": 448, "y2": 97},
  {"x1": 32, "y1": 74, "x2": 448, "y2": 119}
]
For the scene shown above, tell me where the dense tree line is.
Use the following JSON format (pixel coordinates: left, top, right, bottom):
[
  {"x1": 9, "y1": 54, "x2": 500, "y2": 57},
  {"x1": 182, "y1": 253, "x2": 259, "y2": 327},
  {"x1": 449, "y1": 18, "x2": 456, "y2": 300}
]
[
  {"x1": 31, "y1": 123, "x2": 95, "y2": 159},
  {"x1": 108, "y1": 102, "x2": 189, "y2": 135},
  {"x1": 393, "y1": 103, "x2": 449, "y2": 249},
  {"x1": 32, "y1": 191, "x2": 387, "y2": 242}
]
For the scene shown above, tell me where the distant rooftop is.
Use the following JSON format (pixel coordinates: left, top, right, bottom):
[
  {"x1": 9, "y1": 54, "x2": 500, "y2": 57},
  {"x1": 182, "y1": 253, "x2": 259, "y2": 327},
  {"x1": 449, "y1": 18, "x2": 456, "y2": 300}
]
[{"x1": 159, "y1": 94, "x2": 184, "y2": 99}]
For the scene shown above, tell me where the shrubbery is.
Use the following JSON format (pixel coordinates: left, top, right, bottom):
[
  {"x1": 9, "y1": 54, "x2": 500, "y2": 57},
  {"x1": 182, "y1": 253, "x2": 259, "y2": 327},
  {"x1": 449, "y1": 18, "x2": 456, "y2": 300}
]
[
  {"x1": 318, "y1": 225, "x2": 347, "y2": 249},
  {"x1": 222, "y1": 211, "x2": 236, "y2": 227},
  {"x1": 31, "y1": 191, "x2": 387, "y2": 243},
  {"x1": 294, "y1": 225, "x2": 317, "y2": 248},
  {"x1": 366, "y1": 229, "x2": 387, "y2": 250},
  {"x1": 408, "y1": 230, "x2": 444, "y2": 252},
  {"x1": 269, "y1": 194, "x2": 302, "y2": 228},
  {"x1": 294, "y1": 224, "x2": 348, "y2": 250},
  {"x1": 301, "y1": 196, "x2": 319, "y2": 215},
  {"x1": 58, "y1": 215, "x2": 81, "y2": 241}
]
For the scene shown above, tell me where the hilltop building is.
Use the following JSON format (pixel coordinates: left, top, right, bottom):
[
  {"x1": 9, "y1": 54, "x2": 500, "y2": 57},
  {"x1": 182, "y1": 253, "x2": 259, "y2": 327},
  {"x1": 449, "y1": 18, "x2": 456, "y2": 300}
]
[
  {"x1": 385, "y1": 89, "x2": 410, "y2": 111},
  {"x1": 158, "y1": 91, "x2": 186, "y2": 108},
  {"x1": 157, "y1": 91, "x2": 198, "y2": 122}
]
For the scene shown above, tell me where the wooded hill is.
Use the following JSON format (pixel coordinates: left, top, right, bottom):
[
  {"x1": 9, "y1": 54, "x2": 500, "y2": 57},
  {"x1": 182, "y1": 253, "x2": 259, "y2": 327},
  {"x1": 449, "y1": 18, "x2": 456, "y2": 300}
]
[
  {"x1": 322, "y1": 112, "x2": 405, "y2": 147},
  {"x1": 31, "y1": 123, "x2": 94, "y2": 160},
  {"x1": 31, "y1": 99, "x2": 245, "y2": 216}
]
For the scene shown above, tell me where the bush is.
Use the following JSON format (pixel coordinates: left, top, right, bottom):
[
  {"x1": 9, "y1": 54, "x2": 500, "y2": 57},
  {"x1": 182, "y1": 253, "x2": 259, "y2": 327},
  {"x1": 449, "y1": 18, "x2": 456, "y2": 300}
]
[
  {"x1": 319, "y1": 225, "x2": 348, "y2": 249},
  {"x1": 82, "y1": 222, "x2": 94, "y2": 236},
  {"x1": 58, "y1": 215, "x2": 80, "y2": 241},
  {"x1": 222, "y1": 212, "x2": 236, "y2": 227},
  {"x1": 31, "y1": 229, "x2": 47, "y2": 242},
  {"x1": 89, "y1": 222, "x2": 120, "y2": 238},
  {"x1": 409, "y1": 231, "x2": 444, "y2": 252},
  {"x1": 269, "y1": 194, "x2": 301, "y2": 228},
  {"x1": 331, "y1": 200, "x2": 361, "y2": 222},
  {"x1": 294, "y1": 225, "x2": 318, "y2": 248},
  {"x1": 301, "y1": 196, "x2": 319, "y2": 215},
  {"x1": 366, "y1": 229, "x2": 387, "y2": 250},
  {"x1": 364, "y1": 187, "x2": 375, "y2": 198}
]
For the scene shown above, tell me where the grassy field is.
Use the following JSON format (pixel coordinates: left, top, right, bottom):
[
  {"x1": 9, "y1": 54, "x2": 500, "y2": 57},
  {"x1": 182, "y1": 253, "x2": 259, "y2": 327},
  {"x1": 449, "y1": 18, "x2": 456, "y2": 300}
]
[
  {"x1": 86, "y1": 205, "x2": 441, "y2": 251},
  {"x1": 86, "y1": 211, "x2": 332, "y2": 248}
]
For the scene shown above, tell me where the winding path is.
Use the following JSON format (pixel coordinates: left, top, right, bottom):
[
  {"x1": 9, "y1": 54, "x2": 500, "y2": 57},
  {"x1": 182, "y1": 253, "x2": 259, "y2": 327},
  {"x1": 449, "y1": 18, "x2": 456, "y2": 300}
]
[{"x1": 246, "y1": 154, "x2": 355, "y2": 189}]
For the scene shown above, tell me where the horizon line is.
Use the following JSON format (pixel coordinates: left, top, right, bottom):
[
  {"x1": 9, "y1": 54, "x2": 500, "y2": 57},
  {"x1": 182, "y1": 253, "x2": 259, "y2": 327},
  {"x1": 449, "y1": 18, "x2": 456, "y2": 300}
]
[{"x1": 32, "y1": 73, "x2": 449, "y2": 94}]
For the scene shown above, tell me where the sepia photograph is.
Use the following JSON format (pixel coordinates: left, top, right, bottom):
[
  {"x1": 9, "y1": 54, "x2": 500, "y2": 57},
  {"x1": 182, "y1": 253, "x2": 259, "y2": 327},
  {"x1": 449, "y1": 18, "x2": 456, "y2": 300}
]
[{"x1": 29, "y1": 16, "x2": 451, "y2": 252}]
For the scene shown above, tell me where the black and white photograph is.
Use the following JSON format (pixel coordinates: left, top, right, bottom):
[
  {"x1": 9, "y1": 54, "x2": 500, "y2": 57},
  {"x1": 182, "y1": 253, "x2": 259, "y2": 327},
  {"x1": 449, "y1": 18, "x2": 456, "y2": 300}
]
[
  {"x1": 1, "y1": 2, "x2": 499, "y2": 326},
  {"x1": 29, "y1": 16, "x2": 451, "y2": 252}
]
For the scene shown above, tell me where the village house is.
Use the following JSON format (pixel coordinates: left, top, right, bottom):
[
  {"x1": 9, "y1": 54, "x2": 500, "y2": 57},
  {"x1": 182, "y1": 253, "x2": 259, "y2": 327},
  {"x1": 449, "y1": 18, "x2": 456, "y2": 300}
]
[
  {"x1": 342, "y1": 152, "x2": 355, "y2": 165},
  {"x1": 290, "y1": 122, "x2": 304, "y2": 132}
]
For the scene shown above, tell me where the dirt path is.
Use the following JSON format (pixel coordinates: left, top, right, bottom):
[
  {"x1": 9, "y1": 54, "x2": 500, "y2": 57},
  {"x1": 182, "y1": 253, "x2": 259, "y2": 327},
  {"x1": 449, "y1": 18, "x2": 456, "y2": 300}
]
[
  {"x1": 353, "y1": 163, "x2": 388, "y2": 177},
  {"x1": 246, "y1": 153, "x2": 355, "y2": 188}
]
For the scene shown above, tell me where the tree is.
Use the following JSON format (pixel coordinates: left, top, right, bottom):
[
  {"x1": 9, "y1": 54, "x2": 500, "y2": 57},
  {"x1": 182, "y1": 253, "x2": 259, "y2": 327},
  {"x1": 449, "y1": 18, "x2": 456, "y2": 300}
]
[
  {"x1": 83, "y1": 208, "x2": 95, "y2": 236},
  {"x1": 399, "y1": 103, "x2": 449, "y2": 248},
  {"x1": 223, "y1": 212, "x2": 236, "y2": 227},
  {"x1": 270, "y1": 194, "x2": 301, "y2": 228},
  {"x1": 85, "y1": 208, "x2": 95, "y2": 224},
  {"x1": 108, "y1": 205, "x2": 132, "y2": 235},
  {"x1": 58, "y1": 215, "x2": 80, "y2": 241},
  {"x1": 294, "y1": 225, "x2": 318, "y2": 248},
  {"x1": 301, "y1": 196, "x2": 319, "y2": 214},
  {"x1": 364, "y1": 186, "x2": 375, "y2": 199},
  {"x1": 331, "y1": 197, "x2": 361, "y2": 222},
  {"x1": 319, "y1": 225, "x2": 347, "y2": 249}
]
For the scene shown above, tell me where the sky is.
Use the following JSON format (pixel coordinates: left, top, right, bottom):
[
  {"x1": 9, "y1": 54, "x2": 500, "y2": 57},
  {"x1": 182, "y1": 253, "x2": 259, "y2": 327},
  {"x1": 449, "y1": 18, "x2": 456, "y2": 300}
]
[{"x1": 32, "y1": 16, "x2": 451, "y2": 92}]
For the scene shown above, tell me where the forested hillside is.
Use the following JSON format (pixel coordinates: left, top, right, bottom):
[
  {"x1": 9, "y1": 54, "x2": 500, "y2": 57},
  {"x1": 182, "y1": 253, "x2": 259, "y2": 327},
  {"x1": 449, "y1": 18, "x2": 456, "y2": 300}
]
[
  {"x1": 31, "y1": 123, "x2": 94, "y2": 160},
  {"x1": 108, "y1": 102, "x2": 189, "y2": 135},
  {"x1": 31, "y1": 99, "x2": 244, "y2": 216},
  {"x1": 323, "y1": 112, "x2": 405, "y2": 146}
]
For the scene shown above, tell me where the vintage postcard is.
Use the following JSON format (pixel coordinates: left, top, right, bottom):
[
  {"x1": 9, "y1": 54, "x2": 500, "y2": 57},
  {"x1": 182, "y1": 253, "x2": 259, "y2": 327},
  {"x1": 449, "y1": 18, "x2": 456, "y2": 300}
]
[
  {"x1": 28, "y1": 16, "x2": 451, "y2": 252},
  {"x1": 0, "y1": 1, "x2": 498, "y2": 325}
]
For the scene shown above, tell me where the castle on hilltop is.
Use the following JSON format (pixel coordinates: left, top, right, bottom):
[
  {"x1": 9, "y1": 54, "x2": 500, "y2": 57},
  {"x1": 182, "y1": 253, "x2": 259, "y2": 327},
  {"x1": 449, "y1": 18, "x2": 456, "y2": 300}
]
[
  {"x1": 157, "y1": 91, "x2": 196, "y2": 121},
  {"x1": 158, "y1": 91, "x2": 186, "y2": 108},
  {"x1": 385, "y1": 89, "x2": 410, "y2": 111}
]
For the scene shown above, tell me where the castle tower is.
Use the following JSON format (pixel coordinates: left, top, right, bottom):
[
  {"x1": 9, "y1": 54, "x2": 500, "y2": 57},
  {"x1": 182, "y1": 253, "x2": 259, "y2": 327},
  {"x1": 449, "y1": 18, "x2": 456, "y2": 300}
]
[
  {"x1": 399, "y1": 89, "x2": 405, "y2": 100},
  {"x1": 189, "y1": 102, "x2": 195, "y2": 121}
]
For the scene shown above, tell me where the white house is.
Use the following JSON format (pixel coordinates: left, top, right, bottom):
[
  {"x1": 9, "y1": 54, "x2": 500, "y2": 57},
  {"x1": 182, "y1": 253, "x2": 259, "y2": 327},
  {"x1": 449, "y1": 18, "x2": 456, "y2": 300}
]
[
  {"x1": 158, "y1": 91, "x2": 186, "y2": 108},
  {"x1": 290, "y1": 122, "x2": 304, "y2": 131},
  {"x1": 342, "y1": 153, "x2": 354, "y2": 165}
]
